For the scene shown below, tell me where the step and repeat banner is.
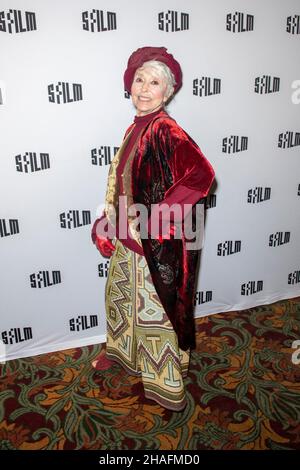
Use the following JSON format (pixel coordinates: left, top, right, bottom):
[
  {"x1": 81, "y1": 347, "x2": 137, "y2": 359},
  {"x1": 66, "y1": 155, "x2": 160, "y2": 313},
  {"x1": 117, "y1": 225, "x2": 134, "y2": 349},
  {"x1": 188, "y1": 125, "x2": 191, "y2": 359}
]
[{"x1": 1, "y1": 0, "x2": 299, "y2": 361}]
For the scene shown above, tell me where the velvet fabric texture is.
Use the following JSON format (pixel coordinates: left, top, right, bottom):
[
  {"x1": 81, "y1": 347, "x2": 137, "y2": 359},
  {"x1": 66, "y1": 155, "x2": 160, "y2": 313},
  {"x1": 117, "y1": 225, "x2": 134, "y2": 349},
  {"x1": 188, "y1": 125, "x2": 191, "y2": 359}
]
[
  {"x1": 127, "y1": 110, "x2": 215, "y2": 351},
  {"x1": 123, "y1": 46, "x2": 182, "y2": 94}
]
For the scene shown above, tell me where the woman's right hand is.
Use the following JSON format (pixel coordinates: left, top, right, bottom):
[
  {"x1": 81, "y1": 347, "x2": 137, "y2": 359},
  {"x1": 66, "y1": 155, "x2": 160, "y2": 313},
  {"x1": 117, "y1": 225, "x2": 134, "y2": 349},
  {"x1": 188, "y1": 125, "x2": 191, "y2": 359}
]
[
  {"x1": 95, "y1": 237, "x2": 115, "y2": 258},
  {"x1": 91, "y1": 216, "x2": 115, "y2": 258}
]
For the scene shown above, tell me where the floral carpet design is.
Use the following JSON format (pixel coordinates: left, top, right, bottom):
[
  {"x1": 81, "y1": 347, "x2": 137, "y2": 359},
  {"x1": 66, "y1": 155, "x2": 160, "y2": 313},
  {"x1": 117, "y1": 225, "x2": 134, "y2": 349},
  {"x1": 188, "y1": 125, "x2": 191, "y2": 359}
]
[{"x1": 1, "y1": 297, "x2": 300, "y2": 450}]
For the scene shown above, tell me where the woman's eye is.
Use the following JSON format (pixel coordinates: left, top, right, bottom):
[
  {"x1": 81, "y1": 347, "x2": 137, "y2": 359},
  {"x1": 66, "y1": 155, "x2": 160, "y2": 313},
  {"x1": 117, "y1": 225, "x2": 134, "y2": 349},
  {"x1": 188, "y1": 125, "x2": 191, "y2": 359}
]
[
  {"x1": 135, "y1": 77, "x2": 143, "y2": 82},
  {"x1": 151, "y1": 80, "x2": 159, "y2": 85}
]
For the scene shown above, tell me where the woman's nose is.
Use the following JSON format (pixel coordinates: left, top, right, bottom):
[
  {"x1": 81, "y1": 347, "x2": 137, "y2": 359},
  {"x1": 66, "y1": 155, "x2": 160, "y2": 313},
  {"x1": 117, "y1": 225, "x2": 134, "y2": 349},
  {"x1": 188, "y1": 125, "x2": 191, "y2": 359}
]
[{"x1": 141, "y1": 82, "x2": 149, "y2": 92}]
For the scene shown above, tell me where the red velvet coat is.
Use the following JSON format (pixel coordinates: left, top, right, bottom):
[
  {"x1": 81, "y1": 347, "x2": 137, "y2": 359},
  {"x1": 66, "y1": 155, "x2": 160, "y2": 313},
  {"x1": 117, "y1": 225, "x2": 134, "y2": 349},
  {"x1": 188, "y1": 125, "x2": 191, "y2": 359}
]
[{"x1": 129, "y1": 110, "x2": 215, "y2": 351}]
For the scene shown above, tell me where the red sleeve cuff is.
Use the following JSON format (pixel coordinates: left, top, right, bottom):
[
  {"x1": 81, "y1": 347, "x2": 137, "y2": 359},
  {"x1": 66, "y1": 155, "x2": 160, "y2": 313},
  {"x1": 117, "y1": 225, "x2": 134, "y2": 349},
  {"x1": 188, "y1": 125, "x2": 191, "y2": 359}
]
[{"x1": 158, "y1": 184, "x2": 203, "y2": 222}]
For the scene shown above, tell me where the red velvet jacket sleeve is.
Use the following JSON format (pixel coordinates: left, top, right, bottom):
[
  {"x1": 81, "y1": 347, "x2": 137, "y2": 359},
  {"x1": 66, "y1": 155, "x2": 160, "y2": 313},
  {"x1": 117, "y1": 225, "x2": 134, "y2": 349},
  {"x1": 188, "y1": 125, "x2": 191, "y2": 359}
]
[{"x1": 154, "y1": 117, "x2": 215, "y2": 221}]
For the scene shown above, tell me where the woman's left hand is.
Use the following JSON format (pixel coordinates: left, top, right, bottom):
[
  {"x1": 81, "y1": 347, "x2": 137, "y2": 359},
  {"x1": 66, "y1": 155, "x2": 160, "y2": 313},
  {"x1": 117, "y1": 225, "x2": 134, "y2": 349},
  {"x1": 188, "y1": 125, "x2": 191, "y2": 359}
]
[
  {"x1": 148, "y1": 207, "x2": 177, "y2": 243},
  {"x1": 155, "y1": 222, "x2": 177, "y2": 243}
]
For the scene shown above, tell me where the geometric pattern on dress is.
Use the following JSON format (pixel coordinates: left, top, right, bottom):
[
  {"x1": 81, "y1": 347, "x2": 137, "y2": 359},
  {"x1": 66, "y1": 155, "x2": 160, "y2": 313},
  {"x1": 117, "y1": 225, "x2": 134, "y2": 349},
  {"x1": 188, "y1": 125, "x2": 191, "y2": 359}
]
[
  {"x1": 137, "y1": 337, "x2": 182, "y2": 376},
  {"x1": 105, "y1": 239, "x2": 190, "y2": 411},
  {"x1": 136, "y1": 256, "x2": 171, "y2": 326},
  {"x1": 105, "y1": 242, "x2": 131, "y2": 339}
]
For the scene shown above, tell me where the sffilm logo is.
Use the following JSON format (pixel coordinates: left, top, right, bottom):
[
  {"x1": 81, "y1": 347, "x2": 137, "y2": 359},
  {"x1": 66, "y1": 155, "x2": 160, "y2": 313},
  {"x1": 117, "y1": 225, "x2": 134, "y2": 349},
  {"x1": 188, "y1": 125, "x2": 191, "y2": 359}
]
[
  {"x1": 0, "y1": 10, "x2": 36, "y2": 33},
  {"x1": 193, "y1": 77, "x2": 221, "y2": 97},
  {"x1": 286, "y1": 15, "x2": 300, "y2": 34},
  {"x1": 206, "y1": 194, "x2": 217, "y2": 209},
  {"x1": 194, "y1": 291, "x2": 212, "y2": 305},
  {"x1": 254, "y1": 75, "x2": 280, "y2": 94},
  {"x1": 48, "y1": 82, "x2": 83, "y2": 104},
  {"x1": 278, "y1": 131, "x2": 300, "y2": 149},
  {"x1": 15, "y1": 152, "x2": 50, "y2": 173},
  {"x1": 69, "y1": 315, "x2": 98, "y2": 331},
  {"x1": 222, "y1": 136, "x2": 248, "y2": 154},
  {"x1": 288, "y1": 270, "x2": 300, "y2": 285},
  {"x1": 226, "y1": 11, "x2": 254, "y2": 32},
  {"x1": 241, "y1": 280, "x2": 263, "y2": 296},
  {"x1": 269, "y1": 232, "x2": 290, "y2": 247},
  {"x1": 158, "y1": 11, "x2": 189, "y2": 32},
  {"x1": 30, "y1": 271, "x2": 61, "y2": 288},
  {"x1": 0, "y1": 218, "x2": 19, "y2": 238},
  {"x1": 91, "y1": 146, "x2": 119, "y2": 166},
  {"x1": 1, "y1": 327, "x2": 33, "y2": 344},
  {"x1": 217, "y1": 241, "x2": 241, "y2": 256},
  {"x1": 247, "y1": 187, "x2": 271, "y2": 204},
  {"x1": 60, "y1": 210, "x2": 91, "y2": 229},
  {"x1": 82, "y1": 10, "x2": 117, "y2": 32},
  {"x1": 98, "y1": 261, "x2": 109, "y2": 278}
]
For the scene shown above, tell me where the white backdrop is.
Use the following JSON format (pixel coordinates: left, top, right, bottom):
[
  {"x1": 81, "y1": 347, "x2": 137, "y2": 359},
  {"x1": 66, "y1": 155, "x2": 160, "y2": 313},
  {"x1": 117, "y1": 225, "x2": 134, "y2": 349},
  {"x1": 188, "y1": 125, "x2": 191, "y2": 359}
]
[{"x1": 1, "y1": 0, "x2": 299, "y2": 361}]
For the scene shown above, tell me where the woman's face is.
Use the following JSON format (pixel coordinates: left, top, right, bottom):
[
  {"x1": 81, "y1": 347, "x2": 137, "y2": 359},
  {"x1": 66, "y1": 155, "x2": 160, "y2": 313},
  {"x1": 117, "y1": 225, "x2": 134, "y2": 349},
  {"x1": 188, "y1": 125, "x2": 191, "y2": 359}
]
[{"x1": 131, "y1": 65, "x2": 168, "y2": 116}]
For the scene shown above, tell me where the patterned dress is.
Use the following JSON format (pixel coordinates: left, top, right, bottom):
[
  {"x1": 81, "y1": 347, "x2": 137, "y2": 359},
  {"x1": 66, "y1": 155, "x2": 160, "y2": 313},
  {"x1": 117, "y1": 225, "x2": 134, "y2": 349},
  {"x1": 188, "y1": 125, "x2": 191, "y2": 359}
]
[
  {"x1": 105, "y1": 239, "x2": 189, "y2": 411},
  {"x1": 104, "y1": 109, "x2": 193, "y2": 411}
]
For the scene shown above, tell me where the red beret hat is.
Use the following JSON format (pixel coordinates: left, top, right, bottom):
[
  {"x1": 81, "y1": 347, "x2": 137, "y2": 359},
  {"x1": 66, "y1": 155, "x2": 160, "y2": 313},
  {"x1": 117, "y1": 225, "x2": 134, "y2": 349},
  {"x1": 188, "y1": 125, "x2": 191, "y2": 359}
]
[{"x1": 123, "y1": 46, "x2": 182, "y2": 94}]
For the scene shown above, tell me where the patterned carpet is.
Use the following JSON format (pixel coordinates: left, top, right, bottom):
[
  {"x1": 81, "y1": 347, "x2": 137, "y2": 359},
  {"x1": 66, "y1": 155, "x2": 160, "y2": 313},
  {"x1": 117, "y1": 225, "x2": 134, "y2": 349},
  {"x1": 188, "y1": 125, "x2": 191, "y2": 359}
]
[{"x1": 1, "y1": 297, "x2": 300, "y2": 450}]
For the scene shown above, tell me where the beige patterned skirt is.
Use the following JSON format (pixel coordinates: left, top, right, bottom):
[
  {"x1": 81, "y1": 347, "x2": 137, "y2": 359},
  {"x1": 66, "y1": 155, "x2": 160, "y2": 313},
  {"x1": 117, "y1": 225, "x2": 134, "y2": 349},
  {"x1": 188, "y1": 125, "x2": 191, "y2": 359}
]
[{"x1": 105, "y1": 239, "x2": 190, "y2": 411}]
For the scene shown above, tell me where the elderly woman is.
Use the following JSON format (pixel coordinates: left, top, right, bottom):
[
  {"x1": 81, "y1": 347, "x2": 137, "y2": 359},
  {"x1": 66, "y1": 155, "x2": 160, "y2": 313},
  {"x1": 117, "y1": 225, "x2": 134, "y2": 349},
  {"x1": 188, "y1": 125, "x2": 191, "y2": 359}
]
[{"x1": 92, "y1": 46, "x2": 215, "y2": 411}]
